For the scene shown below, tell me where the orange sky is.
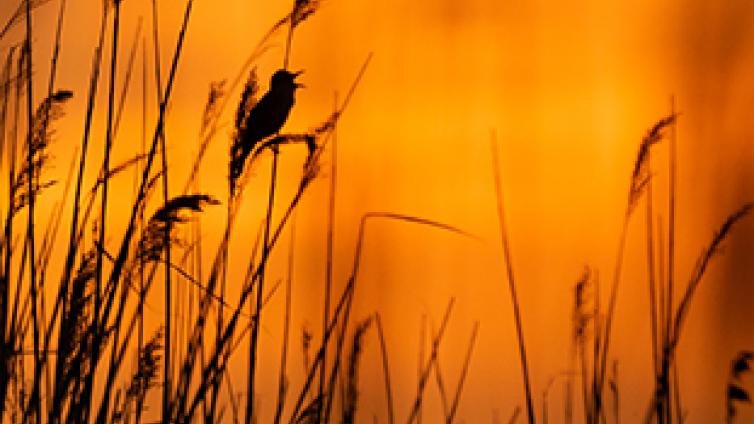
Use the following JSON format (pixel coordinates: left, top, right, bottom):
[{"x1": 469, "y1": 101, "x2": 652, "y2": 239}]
[{"x1": 2, "y1": 0, "x2": 754, "y2": 422}]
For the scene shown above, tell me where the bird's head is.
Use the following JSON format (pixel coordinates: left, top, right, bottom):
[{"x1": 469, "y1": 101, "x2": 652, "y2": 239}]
[{"x1": 270, "y1": 69, "x2": 304, "y2": 91}]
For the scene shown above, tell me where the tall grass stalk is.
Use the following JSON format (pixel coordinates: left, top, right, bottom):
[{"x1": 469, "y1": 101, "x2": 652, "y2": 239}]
[
  {"x1": 407, "y1": 299, "x2": 455, "y2": 424},
  {"x1": 274, "y1": 214, "x2": 297, "y2": 424},
  {"x1": 447, "y1": 321, "x2": 479, "y2": 424},
  {"x1": 374, "y1": 312, "x2": 394, "y2": 424},
  {"x1": 0, "y1": 43, "x2": 17, "y2": 422},
  {"x1": 288, "y1": 212, "x2": 469, "y2": 423},
  {"x1": 645, "y1": 203, "x2": 752, "y2": 423},
  {"x1": 596, "y1": 114, "x2": 675, "y2": 421},
  {"x1": 320, "y1": 92, "x2": 338, "y2": 424},
  {"x1": 22, "y1": 0, "x2": 42, "y2": 418},
  {"x1": 490, "y1": 135, "x2": 534, "y2": 424},
  {"x1": 417, "y1": 314, "x2": 426, "y2": 424},
  {"x1": 48, "y1": 4, "x2": 108, "y2": 417},
  {"x1": 664, "y1": 97, "x2": 677, "y2": 424},
  {"x1": 88, "y1": 0, "x2": 195, "y2": 421},
  {"x1": 147, "y1": 0, "x2": 174, "y2": 419},
  {"x1": 247, "y1": 148, "x2": 279, "y2": 422},
  {"x1": 645, "y1": 156, "x2": 659, "y2": 380},
  {"x1": 85, "y1": 0, "x2": 121, "y2": 417},
  {"x1": 431, "y1": 320, "x2": 450, "y2": 420}
]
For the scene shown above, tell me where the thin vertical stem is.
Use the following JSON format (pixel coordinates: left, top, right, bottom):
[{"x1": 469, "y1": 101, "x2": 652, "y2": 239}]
[
  {"x1": 657, "y1": 215, "x2": 665, "y2": 367},
  {"x1": 597, "y1": 209, "x2": 631, "y2": 421},
  {"x1": 135, "y1": 34, "x2": 148, "y2": 424},
  {"x1": 491, "y1": 135, "x2": 535, "y2": 424},
  {"x1": 646, "y1": 163, "x2": 658, "y2": 378},
  {"x1": 374, "y1": 313, "x2": 394, "y2": 424},
  {"x1": 274, "y1": 213, "x2": 297, "y2": 424},
  {"x1": 447, "y1": 322, "x2": 480, "y2": 424},
  {"x1": 247, "y1": 149, "x2": 279, "y2": 422},
  {"x1": 319, "y1": 92, "x2": 338, "y2": 421},
  {"x1": 406, "y1": 299, "x2": 455, "y2": 424},
  {"x1": 0, "y1": 46, "x2": 14, "y2": 420},
  {"x1": 149, "y1": 0, "x2": 173, "y2": 419},
  {"x1": 23, "y1": 0, "x2": 41, "y2": 419},
  {"x1": 283, "y1": 0, "x2": 295, "y2": 70},
  {"x1": 49, "y1": 4, "x2": 108, "y2": 418},
  {"x1": 89, "y1": 3, "x2": 120, "y2": 420},
  {"x1": 417, "y1": 314, "x2": 426, "y2": 424},
  {"x1": 665, "y1": 97, "x2": 677, "y2": 424}
]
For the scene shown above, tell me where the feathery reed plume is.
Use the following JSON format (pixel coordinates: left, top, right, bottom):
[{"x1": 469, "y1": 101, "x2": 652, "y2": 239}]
[
  {"x1": 56, "y1": 249, "x2": 97, "y2": 400},
  {"x1": 628, "y1": 114, "x2": 676, "y2": 212},
  {"x1": 235, "y1": 70, "x2": 258, "y2": 133},
  {"x1": 290, "y1": 0, "x2": 320, "y2": 28},
  {"x1": 134, "y1": 194, "x2": 219, "y2": 266},
  {"x1": 295, "y1": 395, "x2": 323, "y2": 424},
  {"x1": 11, "y1": 90, "x2": 72, "y2": 214},
  {"x1": 573, "y1": 268, "x2": 593, "y2": 345},
  {"x1": 302, "y1": 325, "x2": 313, "y2": 375},
  {"x1": 202, "y1": 80, "x2": 226, "y2": 136},
  {"x1": 284, "y1": 0, "x2": 321, "y2": 67},
  {"x1": 571, "y1": 267, "x2": 596, "y2": 423},
  {"x1": 181, "y1": 80, "x2": 227, "y2": 195},
  {"x1": 727, "y1": 351, "x2": 754, "y2": 423},
  {"x1": 124, "y1": 327, "x2": 164, "y2": 418},
  {"x1": 342, "y1": 317, "x2": 372, "y2": 424},
  {"x1": 228, "y1": 68, "x2": 259, "y2": 193}
]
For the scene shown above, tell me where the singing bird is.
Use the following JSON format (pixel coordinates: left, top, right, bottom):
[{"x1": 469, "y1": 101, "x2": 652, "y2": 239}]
[
  {"x1": 230, "y1": 69, "x2": 303, "y2": 185},
  {"x1": 242, "y1": 69, "x2": 302, "y2": 143}
]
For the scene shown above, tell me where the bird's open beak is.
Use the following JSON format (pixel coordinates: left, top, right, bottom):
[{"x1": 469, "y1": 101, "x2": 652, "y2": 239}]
[{"x1": 293, "y1": 70, "x2": 305, "y2": 88}]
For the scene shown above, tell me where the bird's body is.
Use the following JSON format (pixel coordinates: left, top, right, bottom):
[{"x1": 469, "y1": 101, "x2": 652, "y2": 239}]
[
  {"x1": 238, "y1": 69, "x2": 300, "y2": 152},
  {"x1": 230, "y1": 69, "x2": 303, "y2": 187},
  {"x1": 240, "y1": 70, "x2": 300, "y2": 145}
]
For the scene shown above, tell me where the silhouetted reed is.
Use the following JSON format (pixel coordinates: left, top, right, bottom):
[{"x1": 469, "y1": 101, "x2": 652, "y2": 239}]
[
  {"x1": 11, "y1": 90, "x2": 72, "y2": 215},
  {"x1": 491, "y1": 135, "x2": 535, "y2": 424},
  {"x1": 341, "y1": 317, "x2": 372, "y2": 424},
  {"x1": 596, "y1": 114, "x2": 675, "y2": 422}
]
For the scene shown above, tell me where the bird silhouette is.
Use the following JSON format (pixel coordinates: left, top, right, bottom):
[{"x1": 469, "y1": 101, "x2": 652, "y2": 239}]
[{"x1": 230, "y1": 69, "x2": 303, "y2": 186}]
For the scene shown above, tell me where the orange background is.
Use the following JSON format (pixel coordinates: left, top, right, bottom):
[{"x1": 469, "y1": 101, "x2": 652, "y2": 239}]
[{"x1": 2, "y1": 0, "x2": 754, "y2": 422}]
